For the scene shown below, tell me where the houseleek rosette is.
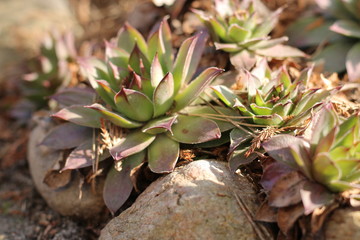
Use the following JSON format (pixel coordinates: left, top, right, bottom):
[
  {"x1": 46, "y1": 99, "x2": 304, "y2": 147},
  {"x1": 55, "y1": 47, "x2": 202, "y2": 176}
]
[
  {"x1": 53, "y1": 18, "x2": 224, "y2": 174},
  {"x1": 193, "y1": 0, "x2": 305, "y2": 69},
  {"x1": 211, "y1": 60, "x2": 333, "y2": 170},
  {"x1": 263, "y1": 105, "x2": 360, "y2": 214}
]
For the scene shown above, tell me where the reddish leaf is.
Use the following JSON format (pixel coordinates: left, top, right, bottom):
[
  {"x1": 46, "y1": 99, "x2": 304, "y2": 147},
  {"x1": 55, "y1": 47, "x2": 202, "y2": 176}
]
[
  {"x1": 277, "y1": 203, "x2": 304, "y2": 236},
  {"x1": 103, "y1": 152, "x2": 145, "y2": 214},
  {"x1": 52, "y1": 105, "x2": 102, "y2": 128},
  {"x1": 300, "y1": 181, "x2": 334, "y2": 215},
  {"x1": 50, "y1": 87, "x2": 96, "y2": 107},
  {"x1": 346, "y1": 42, "x2": 360, "y2": 82},
  {"x1": 255, "y1": 200, "x2": 278, "y2": 223},
  {"x1": 260, "y1": 160, "x2": 293, "y2": 192},
  {"x1": 268, "y1": 171, "x2": 306, "y2": 208},
  {"x1": 40, "y1": 123, "x2": 92, "y2": 150}
]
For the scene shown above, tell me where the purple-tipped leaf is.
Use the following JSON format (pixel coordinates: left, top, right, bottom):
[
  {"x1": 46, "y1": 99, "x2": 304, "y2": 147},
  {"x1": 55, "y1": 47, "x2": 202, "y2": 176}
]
[
  {"x1": 86, "y1": 103, "x2": 143, "y2": 128},
  {"x1": 153, "y1": 73, "x2": 175, "y2": 117},
  {"x1": 110, "y1": 130, "x2": 155, "y2": 160},
  {"x1": 173, "y1": 67, "x2": 224, "y2": 112},
  {"x1": 330, "y1": 20, "x2": 360, "y2": 38},
  {"x1": 52, "y1": 105, "x2": 102, "y2": 128},
  {"x1": 211, "y1": 85, "x2": 239, "y2": 107},
  {"x1": 142, "y1": 115, "x2": 177, "y2": 135},
  {"x1": 170, "y1": 115, "x2": 221, "y2": 144},
  {"x1": 148, "y1": 134, "x2": 179, "y2": 173},
  {"x1": 40, "y1": 123, "x2": 92, "y2": 150},
  {"x1": 103, "y1": 151, "x2": 145, "y2": 214},
  {"x1": 150, "y1": 54, "x2": 165, "y2": 87},
  {"x1": 229, "y1": 128, "x2": 252, "y2": 153},
  {"x1": 260, "y1": 160, "x2": 293, "y2": 191}
]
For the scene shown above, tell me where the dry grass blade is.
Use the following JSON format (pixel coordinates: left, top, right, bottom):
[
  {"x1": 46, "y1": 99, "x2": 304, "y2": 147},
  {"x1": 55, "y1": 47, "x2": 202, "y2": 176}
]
[{"x1": 245, "y1": 127, "x2": 281, "y2": 157}]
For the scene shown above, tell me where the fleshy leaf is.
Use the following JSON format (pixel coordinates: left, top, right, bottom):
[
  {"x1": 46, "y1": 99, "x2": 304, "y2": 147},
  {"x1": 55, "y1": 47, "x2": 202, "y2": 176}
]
[
  {"x1": 211, "y1": 85, "x2": 239, "y2": 107},
  {"x1": 229, "y1": 128, "x2": 252, "y2": 153},
  {"x1": 150, "y1": 54, "x2": 164, "y2": 87},
  {"x1": 50, "y1": 87, "x2": 96, "y2": 107},
  {"x1": 142, "y1": 115, "x2": 177, "y2": 135},
  {"x1": 173, "y1": 67, "x2": 224, "y2": 112},
  {"x1": 263, "y1": 134, "x2": 309, "y2": 169},
  {"x1": 52, "y1": 105, "x2": 102, "y2": 128},
  {"x1": 300, "y1": 181, "x2": 334, "y2": 215},
  {"x1": 268, "y1": 171, "x2": 306, "y2": 208},
  {"x1": 103, "y1": 151, "x2": 145, "y2": 214},
  {"x1": 330, "y1": 20, "x2": 360, "y2": 38},
  {"x1": 256, "y1": 44, "x2": 306, "y2": 58},
  {"x1": 260, "y1": 160, "x2": 293, "y2": 191},
  {"x1": 148, "y1": 134, "x2": 179, "y2": 173},
  {"x1": 181, "y1": 105, "x2": 239, "y2": 132},
  {"x1": 40, "y1": 123, "x2": 92, "y2": 150},
  {"x1": 62, "y1": 139, "x2": 110, "y2": 171},
  {"x1": 86, "y1": 103, "x2": 143, "y2": 128},
  {"x1": 227, "y1": 24, "x2": 251, "y2": 42},
  {"x1": 170, "y1": 115, "x2": 221, "y2": 144},
  {"x1": 312, "y1": 152, "x2": 342, "y2": 190},
  {"x1": 110, "y1": 130, "x2": 156, "y2": 160},
  {"x1": 228, "y1": 147, "x2": 258, "y2": 172},
  {"x1": 153, "y1": 73, "x2": 175, "y2": 117},
  {"x1": 173, "y1": 32, "x2": 208, "y2": 93},
  {"x1": 114, "y1": 88, "x2": 154, "y2": 122}
]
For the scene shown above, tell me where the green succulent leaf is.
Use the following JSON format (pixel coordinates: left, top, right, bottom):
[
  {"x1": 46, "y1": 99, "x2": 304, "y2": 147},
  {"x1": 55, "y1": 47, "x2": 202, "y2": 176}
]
[
  {"x1": 86, "y1": 103, "x2": 143, "y2": 128},
  {"x1": 211, "y1": 85, "x2": 239, "y2": 107},
  {"x1": 52, "y1": 105, "x2": 102, "y2": 128},
  {"x1": 227, "y1": 24, "x2": 251, "y2": 42},
  {"x1": 110, "y1": 130, "x2": 156, "y2": 160},
  {"x1": 150, "y1": 54, "x2": 165, "y2": 88},
  {"x1": 114, "y1": 88, "x2": 154, "y2": 122},
  {"x1": 170, "y1": 115, "x2": 221, "y2": 144},
  {"x1": 148, "y1": 134, "x2": 179, "y2": 173},
  {"x1": 173, "y1": 67, "x2": 224, "y2": 112},
  {"x1": 153, "y1": 73, "x2": 174, "y2": 117},
  {"x1": 117, "y1": 23, "x2": 148, "y2": 55},
  {"x1": 313, "y1": 152, "x2": 342, "y2": 189},
  {"x1": 173, "y1": 32, "x2": 208, "y2": 93}
]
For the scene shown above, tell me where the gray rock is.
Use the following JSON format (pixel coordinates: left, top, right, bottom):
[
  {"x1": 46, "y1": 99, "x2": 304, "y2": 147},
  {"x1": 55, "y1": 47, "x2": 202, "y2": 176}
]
[
  {"x1": 100, "y1": 160, "x2": 270, "y2": 240},
  {"x1": 324, "y1": 208, "x2": 360, "y2": 240},
  {"x1": 0, "y1": 0, "x2": 80, "y2": 78},
  {"x1": 27, "y1": 117, "x2": 105, "y2": 220}
]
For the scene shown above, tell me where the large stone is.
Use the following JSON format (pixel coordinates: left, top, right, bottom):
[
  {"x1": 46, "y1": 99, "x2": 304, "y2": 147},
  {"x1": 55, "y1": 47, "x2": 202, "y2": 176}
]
[
  {"x1": 27, "y1": 117, "x2": 105, "y2": 220},
  {"x1": 324, "y1": 208, "x2": 360, "y2": 240},
  {"x1": 100, "y1": 160, "x2": 270, "y2": 240},
  {"x1": 0, "y1": 0, "x2": 80, "y2": 79}
]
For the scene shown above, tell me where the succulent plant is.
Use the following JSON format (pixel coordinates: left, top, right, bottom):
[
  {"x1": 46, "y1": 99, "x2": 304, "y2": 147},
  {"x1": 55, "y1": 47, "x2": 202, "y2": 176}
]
[
  {"x1": 262, "y1": 104, "x2": 360, "y2": 215},
  {"x1": 211, "y1": 59, "x2": 334, "y2": 170},
  {"x1": 212, "y1": 60, "x2": 332, "y2": 127},
  {"x1": 193, "y1": 0, "x2": 305, "y2": 69},
  {"x1": 51, "y1": 18, "x2": 226, "y2": 213},
  {"x1": 12, "y1": 32, "x2": 78, "y2": 121},
  {"x1": 287, "y1": 0, "x2": 360, "y2": 81}
]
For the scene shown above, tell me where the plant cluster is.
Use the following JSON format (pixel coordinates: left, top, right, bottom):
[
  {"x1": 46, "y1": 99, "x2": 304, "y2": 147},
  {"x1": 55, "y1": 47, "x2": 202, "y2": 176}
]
[
  {"x1": 194, "y1": 0, "x2": 305, "y2": 69},
  {"x1": 11, "y1": 32, "x2": 79, "y2": 122},
  {"x1": 287, "y1": 0, "x2": 360, "y2": 81},
  {"x1": 23, "y1": 0, "x2": 360, "y2": 237}
]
